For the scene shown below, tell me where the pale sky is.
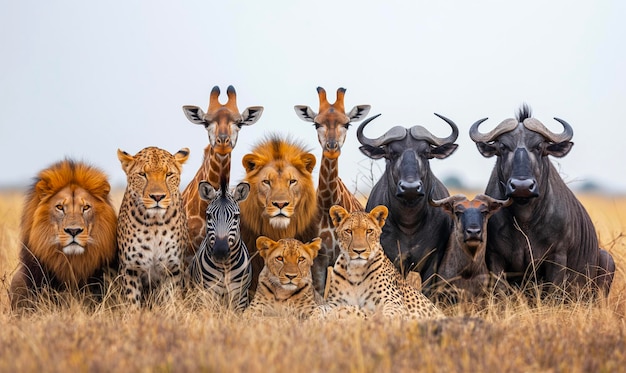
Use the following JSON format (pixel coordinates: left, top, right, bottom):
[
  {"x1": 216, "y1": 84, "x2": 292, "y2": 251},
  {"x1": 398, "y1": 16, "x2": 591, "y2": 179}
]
[{"x1": 1, "y1": 1, "x2": 625, "y2": 194}]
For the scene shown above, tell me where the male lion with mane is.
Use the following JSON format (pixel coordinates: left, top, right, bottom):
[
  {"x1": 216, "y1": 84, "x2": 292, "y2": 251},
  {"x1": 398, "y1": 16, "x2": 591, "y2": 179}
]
[
  {"x1": 10, "y1": 160, "x2": 117, "y2": 311},
  {"x1": 240, "y1": 135, "x2": 318, "y2": 291}
]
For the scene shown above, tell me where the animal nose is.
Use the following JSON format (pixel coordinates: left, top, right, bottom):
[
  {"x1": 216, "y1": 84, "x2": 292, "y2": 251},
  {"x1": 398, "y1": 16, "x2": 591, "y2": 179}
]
[
  {"x1": 353, "y1": 248, "x2": 366, "y2": 255},
  {"x1": 325, "y1": 141, "x2": 339, "y2": 151},
  {"x1": 64, "y1": 227, "x2": 83, "y2": 237},
  {"x1": 465, "y1": 227, "x2": 482, "y2": 238},
  {"x1": 397, "y1": 180, "x2": 424, "y2": 198},
  {"x1": 507, "y1": 178, "x2": 538, "y2": 198},
  {"x1": 150, "y1": 193, "x2": 166, "y2": 202},
  {"x1": 216, "y1": 135, "x2": 230, "y2": 146},
  {"x1": 285, "y1": 274, "x2": 297, "y2": 280},
  {"x1": 272, "y1": 201, "x2": 289, "y2": 209}
]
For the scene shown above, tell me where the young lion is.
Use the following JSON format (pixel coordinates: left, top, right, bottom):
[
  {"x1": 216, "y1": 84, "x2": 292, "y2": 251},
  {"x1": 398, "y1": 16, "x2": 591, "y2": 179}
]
[
  {"x1": 245, "y1": 237, "x2": 323, "y2": 319},
  {"x1": 325, "y1": 205, "x2": 445, "y2": 320}
]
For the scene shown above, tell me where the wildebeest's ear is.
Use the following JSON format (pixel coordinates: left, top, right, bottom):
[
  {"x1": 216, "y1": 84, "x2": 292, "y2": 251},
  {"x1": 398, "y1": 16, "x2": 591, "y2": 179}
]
[
  {"x1": 544, "y1": 141, "x2": 573, "y2": 158},
  {"x1": 369, "y1": 205, "x2": 389, "y2": 228},
  {"x1": 359, "y1": 145, "x2": 386, "y2": 160},
  {"x1": 304, "y1": 238, "x2": 322, "y2": 260},
  {"x1": 234, "y1": 182, "x2": 250, "y2": 202},
  {"x1": 329, "y1": 205, "x2": 350, "y2": 227},
  {"x1": 429, "y1": 143, "x2": 458, "y2": 159},
  {"x1": 198, "y1": 181, "x2": 217, "y2": 202},
  {"x1": 182, "y1": 105, "x2": 207, "y2": 125},
  {"x1": 294, "y1": 105, "x2": 317, "y2": 122},
  {"x1": 256, "y1": 236, "x2": 278, "y2": 259},
  {"x1": 476, "y1": 142, "x2": 498, "y2": 158}
]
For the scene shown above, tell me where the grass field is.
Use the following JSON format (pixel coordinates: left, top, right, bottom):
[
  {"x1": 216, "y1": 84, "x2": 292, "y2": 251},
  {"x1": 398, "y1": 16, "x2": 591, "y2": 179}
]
[{"x1": 1, "y1": 189, "x2": 625, "y2": 372}]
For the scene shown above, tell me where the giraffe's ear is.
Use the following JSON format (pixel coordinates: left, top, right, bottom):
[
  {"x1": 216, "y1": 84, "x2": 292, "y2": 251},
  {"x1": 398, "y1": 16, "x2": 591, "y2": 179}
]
[
  {"x1": 347, "y1": 105, "x2": 371, "y2": 122},
  {"x1": 294, "y1": 105, "x2": 317, "y2": 122},
  {"x1": 182, "y1": 105, "x2": 207, "y2": 125},
  {"x1": 240, "y1": 106, "x2": 264, "y2": 126},
  {"x1": 198, "y1": 181, "x2": 217, "y2": 202}
]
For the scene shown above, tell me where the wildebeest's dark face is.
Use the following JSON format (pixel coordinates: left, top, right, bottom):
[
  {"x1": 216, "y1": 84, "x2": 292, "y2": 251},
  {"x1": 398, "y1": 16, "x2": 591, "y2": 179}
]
[{"x1": 470, "y1": 106, "x2": 574, "y2": 201}]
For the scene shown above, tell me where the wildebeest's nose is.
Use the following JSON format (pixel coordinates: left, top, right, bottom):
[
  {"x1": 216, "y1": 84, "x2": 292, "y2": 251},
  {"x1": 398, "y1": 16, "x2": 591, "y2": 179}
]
[
  {"x1": 507, "y1": 178, "x2": 538, "y2": 198},
  {"x1": 397, "y1": 180, "x2": 424, "y2": 198},
  {"x1": 465, "y1": 227, "x2": 482, "y2": 238}
]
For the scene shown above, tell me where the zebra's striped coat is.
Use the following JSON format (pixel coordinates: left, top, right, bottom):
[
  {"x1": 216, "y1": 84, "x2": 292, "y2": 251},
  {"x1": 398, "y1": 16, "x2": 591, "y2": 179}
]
[{"x1": 189, "y1": 180, "x2": 251, "y2": 311}]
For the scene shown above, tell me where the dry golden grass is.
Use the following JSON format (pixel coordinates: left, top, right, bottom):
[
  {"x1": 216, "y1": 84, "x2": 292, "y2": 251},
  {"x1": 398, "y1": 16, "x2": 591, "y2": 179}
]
[{"x1": 1, "y1": 189, "x2": 626, "y2": 372}]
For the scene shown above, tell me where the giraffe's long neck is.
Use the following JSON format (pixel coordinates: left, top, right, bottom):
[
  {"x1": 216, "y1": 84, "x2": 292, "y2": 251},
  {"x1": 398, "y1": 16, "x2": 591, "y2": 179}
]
[
  {"x1": 207, "y1": 151, "x2": 231, "y2": 190},
  {"x1": 317, "y1": 156, "x2": 341, "y2": 213}
]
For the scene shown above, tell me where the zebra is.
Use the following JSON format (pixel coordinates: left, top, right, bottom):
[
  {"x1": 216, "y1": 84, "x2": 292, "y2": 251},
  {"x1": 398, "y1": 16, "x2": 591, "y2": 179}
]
[{"x1": 189, "y1": 179, "x2": 252, "y2": 312}]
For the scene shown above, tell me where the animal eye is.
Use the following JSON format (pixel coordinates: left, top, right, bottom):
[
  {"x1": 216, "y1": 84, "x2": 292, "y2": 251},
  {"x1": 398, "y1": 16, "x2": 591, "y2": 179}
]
[
  {"x1": 499, "y1": 143, "x2": 510, "y2": 152},
  {"x1": 166, "y1": 171, "x2": 174, "y2": 177},
  {"x1": 313, "y1": 122, "x2": 321, "y2": 129},
  {"x1": 345, "y1": 229, "x2": 352, "y2": 234},
  {"x1": 289, "y1": 179, "x2": 297, "y2": 186},
  {"x1": 82, "y1": 205, "x2": 91, "y2": 212},
  {"x1": 262, "y1": 180, "x2": 271, "y2": 186},
  {"x1": 139, "y1": 172, "x2": 147, "y2": 178},
  {"x1": 366, "y1": 229, "x2": 373, "y2": 234},
  {"x1": 298, "y1": 256, "x2": 306, "y2": 263},
  {"x1": 56, "y1": 204, "x2": 64, "y2": 211},
  {"x1": 275, "y1": 256, "x2": 284, "y2": 262}
]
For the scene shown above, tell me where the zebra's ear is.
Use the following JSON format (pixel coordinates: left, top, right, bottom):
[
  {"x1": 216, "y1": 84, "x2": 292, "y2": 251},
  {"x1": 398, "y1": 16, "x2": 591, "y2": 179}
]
[
  {"x1": 198, "y1": 181, "x2": 217, "y2": 201},
  {"x1": 234, "y1": 182, "x2": 250, "y2": 202}
]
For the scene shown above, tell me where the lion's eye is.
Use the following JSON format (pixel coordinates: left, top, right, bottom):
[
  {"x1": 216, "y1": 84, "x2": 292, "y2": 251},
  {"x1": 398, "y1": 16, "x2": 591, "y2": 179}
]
[
  {"x1": 289, "y1": 179, "x2": 297, "y2": 186},
  {"x1": 366, "y1": 229, "x2": 373, "y2": 234},
  {"x1": 275, "y1": 256, "x2": 284, "y2": 262},
  {"x1": 262, "y1": 180, "x2": 271, "y2": 186},
  {"x1": 298, "y1": 256, "x2": 306, "y2": 263},
  {"x1": 82, "y1": 205, "x2": 91, "y2": 212},
  {"x1": 55, "y1": 205, "x2": 64, "y2": 211},
  {"x1": 345, "y1": 229, "x2": 352, "y2": 234},
  {"x1": 166, "y1": 171, "x2": 174, "y2": 177}
]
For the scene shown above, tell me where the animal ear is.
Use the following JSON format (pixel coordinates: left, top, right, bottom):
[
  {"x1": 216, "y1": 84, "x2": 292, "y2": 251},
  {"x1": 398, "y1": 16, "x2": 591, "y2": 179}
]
[
  {"x1": 256, "y1": 236, "x2": 278, "y2": 259},
  {"x1": 544, "y1": 141, "x2": 573, "y2": 158},
  {"x1": 346, "y1": 105, "x2": 371, "y2": 122},
  {"x1": 294, "y1": 105, "x2": 317, "y2": 122},
  {"x1": 234, "y1": 182, "x2": 251, "y2": 202},
  {"x1": 304, "y1": 238, "x2": 322, "y2": 260},
  {"x1": 329, "y1": 205, "x2": 350, "y2": 227},
  {"x1": 429, "y1": 143, "x2": 458, "y2": 159},
  {"x1": 174, "y1": 148, "x2": 190, "y2": 165},
  {"x1": 300, "y1": 153, "x2": 316, "y2": 173},
  {"x1": 359, "y1": 145, "x2": 386, "y2": 160},
  {"x1": 369, "y1": 205, "x2": 388, "y2": 228},
  {"x1": 476, "y1": 142, "x2": 498, "y2": 158},
  {"x1": 117, "y1": 149, "x2": 135, "y2": 174},
  {"x1": 182, "y1": 105, "x2": 207, "y2": 125},
  {"x1": 198, "y1": 181, "x2": 217, "y2": 202},
  {"x1": 240, "y1": 106, "x2": 264, "y2": 126},
  {"x1": 242, "y1": 154, "x2": 262, "y2": 172}
]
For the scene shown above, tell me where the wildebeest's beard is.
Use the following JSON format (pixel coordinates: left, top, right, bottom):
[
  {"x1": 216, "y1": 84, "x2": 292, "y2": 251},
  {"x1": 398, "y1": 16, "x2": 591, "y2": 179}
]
[
  {"x1": 393, "y1": 150, "x2": 425, "y2": 204},
  {"x1": 505, "y1": 147, "x2": 539, "y2": 201}
]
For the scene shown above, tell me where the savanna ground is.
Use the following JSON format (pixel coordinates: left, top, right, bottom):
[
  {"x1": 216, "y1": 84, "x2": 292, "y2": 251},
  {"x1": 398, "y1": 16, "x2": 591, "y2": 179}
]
[{"x1": 1, "y1": 189, "x2": 625, "y2": 372}]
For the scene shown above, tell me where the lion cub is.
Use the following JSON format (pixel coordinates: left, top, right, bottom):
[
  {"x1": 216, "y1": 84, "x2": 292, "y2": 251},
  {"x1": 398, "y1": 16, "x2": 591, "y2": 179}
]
[
  {"x1": 245, "y1": 237, "x2": 323, "y2": 319},
  {"x1": 325, "y1": 205, "x2": 444, "y2": 320}
]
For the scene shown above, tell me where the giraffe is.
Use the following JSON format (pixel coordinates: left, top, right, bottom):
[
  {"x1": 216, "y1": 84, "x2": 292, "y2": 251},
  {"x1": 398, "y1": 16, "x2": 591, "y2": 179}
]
[
  {"x1": 182, "y1": 85, "x2": 263, "y2": 257},
  {"x1": 294, "y1": 87, "x2": 370, "y2": 292}
]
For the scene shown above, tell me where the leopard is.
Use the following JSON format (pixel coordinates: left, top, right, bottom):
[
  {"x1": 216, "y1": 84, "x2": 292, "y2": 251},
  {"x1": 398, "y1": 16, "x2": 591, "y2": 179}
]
[
  {"x1": 245, "y1": 236, "x2": 324, "y2": 319},
  {"x1": 116, "y1": 146, "x2": 190, "y2": 307},
  {"x1": 325, "y1": 204, "x2": 445, "y2": 320}
]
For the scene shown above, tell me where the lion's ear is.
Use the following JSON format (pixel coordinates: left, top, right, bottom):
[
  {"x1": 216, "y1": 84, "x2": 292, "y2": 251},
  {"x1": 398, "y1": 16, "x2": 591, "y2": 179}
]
[
  {"x1": 242, "y1": 154, "x2": 263, "y2": 172},
  {"x1": 369, "y1": 205, "x2": 388, "y2": 228},
  {"x1": 117, "y1": 149, "x2": 135, "y2": 174},
  {"x1": 300, "y1": 152, "x2": 316, "y2": 174},
  {"x1": 305, "y1": 238, "x2": 322, "y2": 260},
  {"x1": 329, "y1": 205, "x2": 349, "y2": 228},
  {"x1": 256, "y1": 236, "x2": 278, "y2": 259}
]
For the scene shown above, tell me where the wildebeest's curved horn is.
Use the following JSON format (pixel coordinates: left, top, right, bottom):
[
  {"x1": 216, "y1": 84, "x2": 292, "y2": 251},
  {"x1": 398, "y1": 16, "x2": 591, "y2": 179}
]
[
  {"x1": 429, "y1": 194, "x2": 467, "y2": 207},
  {"x1": 356, "y1": 114, "x2": 407, "y2": 147},
  {"x1": 469, "y1": 118, "x2": 518, "y2": 143},
  {"x1": 523, "y1": 117, "x2": 574, "y2": 143},
  {"x1": 410, "y1": 113, "x2": 459, "y2": 146},
  {"x1": 474, "y1": 194, "x2": 513, "y2": 208}
]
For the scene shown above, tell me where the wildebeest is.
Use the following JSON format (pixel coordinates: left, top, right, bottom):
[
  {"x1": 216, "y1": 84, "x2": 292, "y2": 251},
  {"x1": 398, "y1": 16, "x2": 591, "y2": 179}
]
[
  {"x1": 429, "y1": 194, "x2": 511, "y2": 302},
  {"x1": 357, "y1": 113, "x2": 459, "y2": 293},
  {"x1": 469, "y1": 104, "x2": 615, "y2": 296}
]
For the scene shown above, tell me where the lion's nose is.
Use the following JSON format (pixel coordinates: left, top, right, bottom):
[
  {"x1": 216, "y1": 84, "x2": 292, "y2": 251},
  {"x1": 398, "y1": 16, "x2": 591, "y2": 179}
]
[
  {"x1": 285, "y1": 274, "x2": 297, "y2": 280},
  {"x1": 272, "y1": 201, "x2": 289, "y2": 209},
  {"x1": 64, "y1": 227, "x2": 84, "y2": 237}
]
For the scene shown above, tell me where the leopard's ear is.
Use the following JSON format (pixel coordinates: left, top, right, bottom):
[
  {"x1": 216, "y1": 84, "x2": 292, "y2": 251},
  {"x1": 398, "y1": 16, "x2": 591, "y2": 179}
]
[
  {"x1": 329, "y1": 205, "x2": 349, "y2": 228},
  {"x1": 256, "y1": 236, "x2": 278, "y2": 259},
  {"x1": 304, "y1": 238, "x2": 322, "y2": 260},
  {"x1": 369, "y1": 205, "x2": 389, "y2": 228}
]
